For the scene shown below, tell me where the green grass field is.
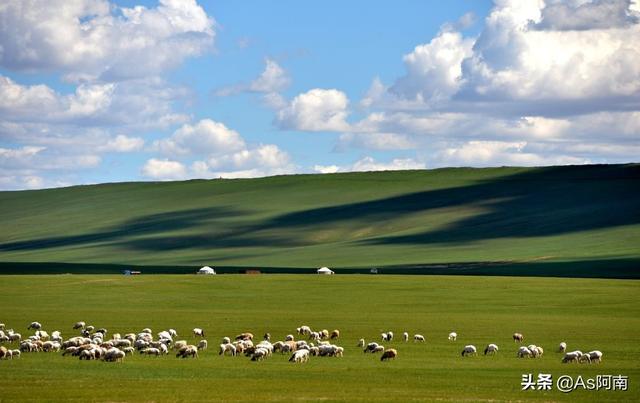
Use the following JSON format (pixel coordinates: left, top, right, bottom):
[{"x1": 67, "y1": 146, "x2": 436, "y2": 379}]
[{"x1": 1, "y1": 274, "x2": 638, "y2": 402}]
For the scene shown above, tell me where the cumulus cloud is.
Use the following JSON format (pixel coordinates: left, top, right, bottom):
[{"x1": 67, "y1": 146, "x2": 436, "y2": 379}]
[
  {"x1": 336, "y1": 132, "x2": 415, "y2": 151},
  {"x1": 99, "y1": 135, "x2": 144, "y2": 152},
  {"x1": 141, "y1": 158, "x2": 187, "y2": 180},
  {"x1": 154, "y1": 119, "x2": 246, "y2": 156},
  {"x1": 533, "y1": 0, "x2": 639, "y2": 31},
  {"x1": 276, "y1": 89, "x2": 350, "y2": 131},
  {"x1": 0, "y1": 0, "x2": 215, "y2": 82},
  {"x1": 314, "y1": 156, "x2": 426, "y2": 174},
  {"x1": 215, "y1": 58, "x2": 290, "y2": 100}
]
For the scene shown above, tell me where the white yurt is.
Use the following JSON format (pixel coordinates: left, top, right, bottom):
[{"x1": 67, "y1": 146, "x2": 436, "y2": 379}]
[
  {"x1": 317, "y1": 266, "x2": 334, "y2": 275},
  {"x1": 197, "y1": 266, "x2": 216, "y2": 275}
]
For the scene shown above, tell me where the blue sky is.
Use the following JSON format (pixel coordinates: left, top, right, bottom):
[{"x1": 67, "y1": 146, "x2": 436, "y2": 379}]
[{"x1": 0, "y1": 0, "x2": 638, "y2": 189}]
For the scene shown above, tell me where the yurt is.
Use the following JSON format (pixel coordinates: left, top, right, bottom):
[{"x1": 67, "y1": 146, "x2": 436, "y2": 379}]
[
  {"x1": 197, "y1": 266, "x2": 216, "y2": 275},
  {"x1": 317, "y1": 266, "x2": 334, "y2": 275}
]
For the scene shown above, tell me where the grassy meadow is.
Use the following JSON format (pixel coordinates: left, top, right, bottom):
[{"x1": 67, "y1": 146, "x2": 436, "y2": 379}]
[
  {"x1": 1, "y1": 165, "x2": 639, "y2": 276},
  {"x1": 0, "y1": 274, "x2": 638, "y2": 402}
]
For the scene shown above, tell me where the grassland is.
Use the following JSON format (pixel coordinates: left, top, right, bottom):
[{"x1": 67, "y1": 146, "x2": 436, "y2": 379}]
[
  {"x1": 1, "y1": 164, "x2": 639, "y2": 277},
  {"x1": 0, "y1": 274, "x2": 638, "y2": 402}
]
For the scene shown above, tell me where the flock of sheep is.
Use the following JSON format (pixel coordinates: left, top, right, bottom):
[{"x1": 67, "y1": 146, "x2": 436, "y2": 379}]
[{"x1": 0, "y1": 321, "x2": 603, "y2": 365}]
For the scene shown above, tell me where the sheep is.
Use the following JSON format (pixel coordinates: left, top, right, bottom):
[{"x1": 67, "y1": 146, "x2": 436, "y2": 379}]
[
  {"x1": 357, "y1": 338, "x2": 365, "y2": 348},
  {"x1": 295, "y1": 341, "x2": 310, "y2": 350},
  {"x1": 318, "y1": 344, "x2": 340, "y2": 357},
  {"x1": 380, "y1": 348, "x2": 398, "y2": 361},
  {"x1": 27, "y1": 322, "x2": 42, "y2": 330},
  {"x1": 558, "y1": 342, "x2": 567, "y2": 353},
  {"x1": 42, "y1": 341, "x2": 61, "y2": 352},
  {"x1": 219, "y1": 343, "x2": 236, "y2": 356},
  {"x1": 517, "y1": 346, "x2": 533, "y2": 358},
  {"x1": 364, "y1": 342, "x2": 380, "y2": 353},
  {"x1": 11, "y1": 349, "x2": 20, "y2": 359},
  {"x1": 176, "y1": 345, "x2": 198, "y2": 358},
  {"x1": 169, "y1": 329, "x2": 178, "y2": 338},
  {"x1": 141, "y1": 328, "x2": 151, "y2": 334},
  {"x1": 142, "y1": 348, "x2": 161, "y2": 356},
  {"x1": 289, "y1": 348, "x2": 309, "y2": 363},
  {"x1": 448, "y1": 332, "x2": 457, "y2": 341},
  {"x1": 561, "y1": 350, "x2": 585, "y2": 363},
  {"x1": 413, "y1": 334, "x2": 425, "y2": 342},
  {"x1": 381, "y1": 331, "x2": 393, "y2": 342},
  {"x1": 159, "y1": 344, "x2": 169, "y2": 355},
  {"x1": 197, "y1": 340, "x2": 208, "y2": 350},
  {"x1": 173, "y1": 340, "x2": 188, "y2": 351},
  {"x1": 157, "y1": 331, "x2": 172, "y2": 341},
  {"x1": 587, "y1": 350, "x2": 603, "y2": 363},
  {"x1": 235, "y1": 332, "x2": 253, "y2": 341},
  {"x1": 79, "y1": 349, "x2": 95, "y2": 360},
  {"x1": 104, "y1": 348, "x2": 125, "y2": 362},
  {"x1": 309, "y1": 332, "x2": 321, "y2": 342},
  {"x1": 285, "y1": 334, "x2": 295, "y2": 341},
  {"x1": 36, "y1": 330, "x2": 49, "y2": 340},
  {"x1": 579, "y1": 353, "x2": 592, "y2": 364},
  {"x1": 533, "y1": 346, "x2": 544, "y2": 358},
  {"x1": 330, "y1": 330, "x2": 340, "y2": 340},
  {"x1": 8, "y1": 333, "x2": 21, "y2": 343},
  {"x1": 193, "y1": 328, "x2": 205, "y2": 338},
  {"x1": 123, "y1": 347, "x2": 135, "y2": 355},
  {"x1": 461, "y1": 345, "x2": 477, "y2": 357},
  {"x1": 403, "y1": 332, "x2": 409, "y2": 342},
  {"x1": 73, "y1": 321, "x2": 85, "y2": 330},
  {"x1": 373, "y1": 345, "x2": 385, "y2": 353},
  {"x1": 51, "y1": 331, "x2": 62, "y2": 342},
  {"x1": 263, "y1": 333, "x2": 271, "y2": 341},
  {"x1": 251, "y1": 347, "x2": 269, "y2": 361},
  {"x1": 513, "y1": 333, "x2": 524, "y2": 342},
  {"x1": 222, "y1": 337, "x2": 231, "y2": 345},
  {"x1": 115, "y1": 339, "x2": 132, "y2": 348},
  {"x1": 484, "y1": 344, "x2": 499, "y2": 355},
  {"x1": 297, "y1": 325, "x2": 311, "y2": 335},
  {"x1": 0, "y1": 323, "x2": 4, "y2": 330},
  {"x1": 0, "y1": 346, "x2": 7, "y2": 359}
]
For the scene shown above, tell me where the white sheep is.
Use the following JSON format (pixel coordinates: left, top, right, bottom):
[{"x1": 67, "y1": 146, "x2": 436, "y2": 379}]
[
  {"x1": 222, "y1": 337, "x2": 231, "y2": 345},
  {"x1": 357, "y1": 338, "x2": 365, "y2": 347},
  {"x1": 448, "y1": 332, "x2": 457, "y2": 341},
  {"x1": 484, "y1": 344, "x2": 499, "y2": 355},
  {"x1": 380, "y1": 348, "x2": 397, "y2": 361},
  {"x1": 513, "y1": 332, "x2": 524, "y2": 342},
  {"x1": 297, "y1": 325, "x2": 311, "y2": 335},
  {"x1": 587, "y1": 350, "x2": 603, "y2": 363},
  {"x1": 193, "y1": 328, "x2": 205, "y2": 337},
  {"x1": 413, "y1": 334, "x2": 425, "y2": 342},
  {"x1": 517, "y1": 346, "x2": 533, "y2": 358},
  {"x1": 73, "y1": 321, "x2": 85, "y2": 330},
  {"x1": 11, "y1": 349, "x2": 20, "y2": 359},
  {"x1": 285, "y1": 334, "x2": 295, "y2": 341},
  {"x1": 558, "y1": 342, "x2": 567, "y2": 353},
  {"x1": 289, "y1": 348, "x2": 309, "y2": 363},
  {"x1": 402, "y1": 332, "x2": 409, "y2": 342},
  {"x1": 381, "y1": 331, "x2": 393, "y2": 342},
  {"x1": 250, "y1": 347, "x2": 269, "y2": 361},
  {"x1": 197, "y1": 340, "x2": 208, "y2": 350},
  {"x1": 461, "y1": 345, "x2": 477, "y2": 357},
  {"x1": 364, "y1": 342, "x2": 380, "y2": 353},
  {"x1": 142, "y1": 348, "x2": 161, "y2": 356},
  {"x1": 562, "y1": 350, "x2": 583, "y2": 363},
  {"x1": 219, "y1": 343, "x2": 236, "y2": 356}
]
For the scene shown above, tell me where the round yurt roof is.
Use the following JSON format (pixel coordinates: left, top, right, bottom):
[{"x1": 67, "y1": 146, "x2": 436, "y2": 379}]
[
  {"x1": 317, "y1": 267, "x2": 334, "y2": 274},
  {"x1": 198, "y1": 266, "x2": 215, "y2": 274}
]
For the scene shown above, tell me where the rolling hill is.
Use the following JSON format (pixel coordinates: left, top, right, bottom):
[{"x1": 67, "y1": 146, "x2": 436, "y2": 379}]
[{"x1": 1, "y1": 164, "x2": 639, "y2": 277}]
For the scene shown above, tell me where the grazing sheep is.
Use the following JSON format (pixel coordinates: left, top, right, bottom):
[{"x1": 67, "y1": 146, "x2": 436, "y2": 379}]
[
  {"x1": 373, "y1": 345, "x2": 385, "y2": 353},
  {"x1": 51, "y1": 331, "x2": 62, "y2": 342},
  {"x1": 123, "y1": 347, "x2": 135, "y2": 355},
  {"x1": 193, "y1": 328, "x2": 205, "y2": 338},
  {"x1": 297, "y1": 326, "x2": 311, "y2": 335},
  {"x1": 219, "y1": 343, "x2": 236, "y2": 356},
  {"x1": 448, "y1": 332, "x2": 457, "y2": 341},
  {"x1": 251, "y1": 347, "x2": 269, "y2": 361},
  {"x1": 309, "y1": 332, "x2": 321, "y2": 342},
  {"x1": 587, "y1": 350, "x2": 603, "y2": 363},
  {"x1": 461, "y1": 345, "x2": 477, "y2": 357},
  {"x1": 558, "y1": 342, "x2": 567, "y2": 353},
  {"x1": 513, "y1": 333, "x2": 524, "y2": 342},
  {"x1": 381, "y1": 332, "x2": 393, "y2": 342},
  {"x1": 222, "y1": 337, "x2": 231, "y2": 345},
  {"x1": 484, "y1": 344, "x2": 499, "y2": 355},
  {"x1": 176, "y1": 345, "x2": 198, "y2": 358},
  {"x1": 330, "y1": 330, "x2": 340, "y2": 340},
  {"x1": 403, "y1": 332, "x2": 409, "y2": 342},
  {"x1": 517, "y1": 346, "x2": 533, "y2": 358},
  {"x1": 414, "y1": 334, "x2": 425, "y2": 342},
  {"x1": 357, "y1": 338, "x2": 365, "y2": 348},
  {"x1": 11, "y1": 349, "x2": 20, "y2": 359},
  {"x1": 8, "y1": 333, "x2": 21, "y2": 343},
  {"x1": 289, "y1": 348, "x2": 309, "y2": 363},
  {"x1": 173, "y1": 340, "x2": 187, "y2": 351},
  {"x1": 380, "y1": 348, "x2": 398, "y2": 361},
  {"x1": 285, "y1": 334, "x2": 295, "y2": 342},
  {"x1": 104, "y1": 348, "x2": 125, "y2": 362},
  {"x1": 0, "y1": 346, "x2": 7, "y2": 359},
  {"x1": 72, "y1": 321, "x2": 85, "y2": 330},
  {"x1": 27, "y1": 322, "x2": 42, "y2": 330},
  {"x1": 235, "y1": 332, "x2": 253, "y2": 341},
  {"x1": 364, "y1": 342, "x2": 380, "y2": 353},
  {"x1": 142, "y1": 348, "x2": 161, "y2": 356},
  {"x1": 263, "y1": 333, "x2": 271, "y2": 341},
  {"x1": 197, "y1": 340, "x2": 208, "y2": 351},
  {"x1": 579, "y1": 354, "x2": 592, "y2": 364}
]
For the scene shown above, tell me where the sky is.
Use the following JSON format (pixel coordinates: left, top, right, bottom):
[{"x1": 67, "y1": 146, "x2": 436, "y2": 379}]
[{"x1": 0, "y1": 0, "x2": 639, "y2": 190}]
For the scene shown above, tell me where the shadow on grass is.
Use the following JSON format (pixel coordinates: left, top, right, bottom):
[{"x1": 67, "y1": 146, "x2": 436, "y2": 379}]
[{"x1": 1, "y1": 164, "x2": 639, "y2": 253}]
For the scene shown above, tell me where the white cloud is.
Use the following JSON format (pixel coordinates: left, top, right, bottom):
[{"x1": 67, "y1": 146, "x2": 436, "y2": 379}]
[
  {"x1": 312, "y1": 157, "x2": 425, "y2": 174},
  {"x1": 99, "y1": 135, "x2": 144, "y2": 152},
  {"x1": 313, "y1": 164, "x2": 340, "y2": 174},
  {"x1": 154, "y1": 119, "x2": 246, "y2": 156},
  {"x1": 276, "y1": 88, "x2": 350, "y2": 131},
  {"x1": 0, "y1": 0, "x2": 215, "y2": 81},
  {"x1": 391, "y1": 30, "x2": 474, "y2": 102},
  {"x1": 533, "y1": 0, "x2": 639, "y2": 30},
  {"x1": 249, "y1": 59, "x2": 290, "y2": 93},
  {"x1": 336, "y1": 132, "x2": 415, "y2": 151},
  {"x1": 141, "y1": 158, "x2": 187, "y2": 180},
  {"x1": 435, "y1": 140, "x2": 589, "y2": 167}
]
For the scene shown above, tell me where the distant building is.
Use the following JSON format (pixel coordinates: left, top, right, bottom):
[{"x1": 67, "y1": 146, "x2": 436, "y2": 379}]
[
  {"x1": 197, "y1": 266, "x2": 216, "y2": 275},
  {"x1": 317, "y1": 267, "x2": 334, "y2": 275}
]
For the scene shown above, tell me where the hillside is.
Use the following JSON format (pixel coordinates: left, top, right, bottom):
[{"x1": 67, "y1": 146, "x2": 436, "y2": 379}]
[{"x1": 1, "y1": 164, "x2": 639, "y2": 277}]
